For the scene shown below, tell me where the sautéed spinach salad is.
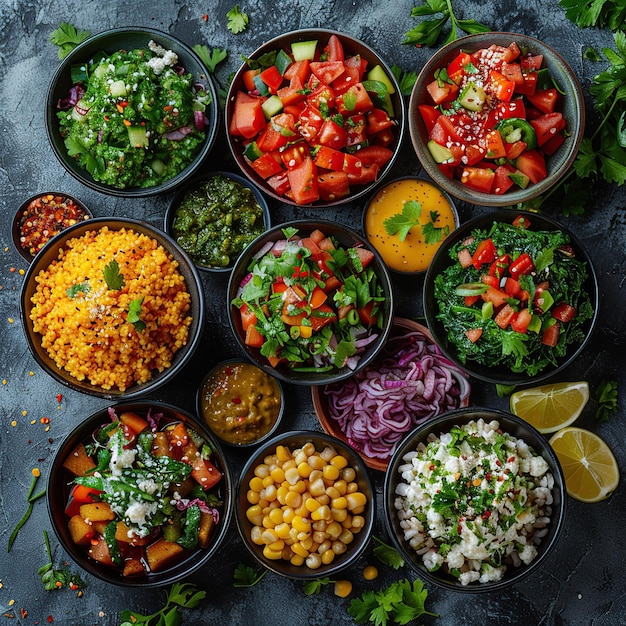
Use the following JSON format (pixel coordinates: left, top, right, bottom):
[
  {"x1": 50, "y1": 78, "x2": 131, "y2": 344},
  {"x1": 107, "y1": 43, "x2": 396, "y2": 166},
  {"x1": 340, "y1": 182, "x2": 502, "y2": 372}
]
[{"x1": 433, "y1": 217, "x2": 594, "y2": 376}]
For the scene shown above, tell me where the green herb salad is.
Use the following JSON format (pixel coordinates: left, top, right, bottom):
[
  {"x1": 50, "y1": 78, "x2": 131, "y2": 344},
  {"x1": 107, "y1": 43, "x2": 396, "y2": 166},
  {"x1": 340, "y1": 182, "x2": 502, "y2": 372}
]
[
  {"x1": 432, "y1": 214, "x2": 594, "y2": 377},
  {"x1": 56, "y1": 39, "x2": 212, "y2": 189}
]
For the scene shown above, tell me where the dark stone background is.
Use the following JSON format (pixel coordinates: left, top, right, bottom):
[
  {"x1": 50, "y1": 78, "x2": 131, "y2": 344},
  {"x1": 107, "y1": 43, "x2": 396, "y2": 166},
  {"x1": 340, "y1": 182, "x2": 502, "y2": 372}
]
[{"x1": 0, "y1": 1, "x2": 624, "y2": 624}]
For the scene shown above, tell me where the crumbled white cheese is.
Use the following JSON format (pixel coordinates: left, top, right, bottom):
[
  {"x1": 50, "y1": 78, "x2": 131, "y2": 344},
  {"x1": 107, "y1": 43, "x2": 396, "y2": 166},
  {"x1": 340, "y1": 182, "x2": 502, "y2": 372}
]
[{"x1": 147, "y1": 39, "x2": 178, "y2": 75}]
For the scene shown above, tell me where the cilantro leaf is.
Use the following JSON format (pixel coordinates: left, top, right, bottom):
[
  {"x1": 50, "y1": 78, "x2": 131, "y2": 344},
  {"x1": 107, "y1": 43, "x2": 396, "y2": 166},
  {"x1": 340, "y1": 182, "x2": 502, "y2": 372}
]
[
  {"x1": 422, "y1": 218, "x2": 449, "y2": 245},
  {"x1": 127, "y1": 297, "x2": 146, "y2": 332},
  {"x1": 103, "y1": 259, "x2": 125, "y2": 290},
  {"x1": 402, "y1": 1, "x2": 490, "y2": 48},
  {"x1": 50, "y1": 22, "x2": 90, "y2": 59},
  {"x1": 559, "y1": 0, "x2": 626, "y2": 31},
  {"x1": 66, "y1": 281, "x2": 90, "y2": 298},
  {"x1": 384, "y1": 200, "x2": 422, "y2": 241},
  {"x1": 193, "y1": 44, "x2": 228, "y2": 73},
  {"x1": 391, "y1": 65, "x2": 418, "y2": 95},
  {"x1": 593, "y1": 379, "x2": 619, "y2": 421},
  {"x1": 227, "y1": 5, "x2": 249, "y2": 34},
  {"x1": 303, "y1": 577, "x2": 332, "y2": 595},
  {"x1": 372, "y1": 535, "x2": 405, "y2": 570},
  {"x1": 233, "y1": 563, "x2": 267, "y2": 587}
]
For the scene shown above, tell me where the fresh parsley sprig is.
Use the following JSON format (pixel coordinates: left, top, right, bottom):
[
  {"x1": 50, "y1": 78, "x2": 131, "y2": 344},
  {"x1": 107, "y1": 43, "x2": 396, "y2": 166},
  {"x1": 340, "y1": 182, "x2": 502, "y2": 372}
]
[
  {"x1": 119, "y1": 583, "x2": 206, "y2": 626},
  {"x1": 348, "y1": 578, "x2": 438, "y2": 625},
  {"x1": 593, "y1": 379, "x2": 619, "y2": 421},
  {"x1": 103, "y1": 259, "x2": 125, "y2": 290},
  {"x1": 38, "y1": 530, "x2": 85, "y2": 592},
  {"x1": 227, "y1": 5, "x2": 249, "y2": 34},
  {"x1": 402, "y1": 0, "x2": 491, "y2": 48},
  {"x1": 383, "y1": 200, "x2": 449, "y2": 244},
  {"x1": 233, "y1": 563, "x2": 267, "y2": 587},
  {"x1": 372, "y1": 535, "x2": 405, "y2": 570},
  {"x1": 559, "y1": 0, "x2": 626, "y2": 31},
  {"x1": 50, "y1": 22, "x2": 90, "y2": 59},
  {"x1": 303, "y1": 577, "x2": 333, "y2": 595},
  {"x1": 193, "y1": 44, "x2": 228, "y2": 74},
  {"x1": 391, "y1": 65, "x2": 418, "y2": 96}
]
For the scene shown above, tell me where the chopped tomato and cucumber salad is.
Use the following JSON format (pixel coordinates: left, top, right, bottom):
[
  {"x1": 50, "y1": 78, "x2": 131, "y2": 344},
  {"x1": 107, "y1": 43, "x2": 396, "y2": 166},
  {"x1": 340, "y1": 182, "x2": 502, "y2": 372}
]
[
  {"x1": 232, "y1": 226, "x2": 386, "y2": 373},
  {"x1": 228, "y1": 34, "x2": 399, "y2": 204},
  {"x1": 419, "y1": 41, "x2": 569, "y2": 195},
  {"x1": 433, "y1": 215, "x2": 594, "y2": 376}
]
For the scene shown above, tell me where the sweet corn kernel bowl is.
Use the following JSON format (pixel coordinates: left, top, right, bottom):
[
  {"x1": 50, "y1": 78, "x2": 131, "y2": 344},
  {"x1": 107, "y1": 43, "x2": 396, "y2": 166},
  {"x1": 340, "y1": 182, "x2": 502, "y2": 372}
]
[
  {"x1": 47, "y1": 401, "x2": 233, "y2": 587},
  {"x1": 235, "y1": 430, "x2": 375, "y2": 579}
]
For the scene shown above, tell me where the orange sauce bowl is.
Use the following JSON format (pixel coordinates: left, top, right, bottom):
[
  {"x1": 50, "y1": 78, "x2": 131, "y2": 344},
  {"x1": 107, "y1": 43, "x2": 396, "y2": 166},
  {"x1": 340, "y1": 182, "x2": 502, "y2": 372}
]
[{"x1": 363, "y1": 176, "x2": 459, "y2": 274}]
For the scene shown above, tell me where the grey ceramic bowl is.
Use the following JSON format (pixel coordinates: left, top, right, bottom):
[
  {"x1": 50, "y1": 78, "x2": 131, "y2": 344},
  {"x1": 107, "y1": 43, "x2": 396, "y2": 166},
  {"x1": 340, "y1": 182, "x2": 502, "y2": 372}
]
[
  {"x1": 164, "y1": 171, "x2": 271, "y2": 273},
  {"x1": 409, "y1": 32, "x2": 585, "y2": 206},
  {"x1": 47, "y1": 401, "x2": 233, "y2": 587},
  {"x1": 20, "y1": 217, "x2": 204, "y2": 399},
  {"x1": 46, "y1": 27, "x2": 219, "y2": 197},
  {"x1": 227, "y1": 219, "x2": 395, "y2": 386},
  {"x1": 225, "y1": 28, "x2": 405, "y2": 208},
  {"x1": 423, "y1": 210, "x2": 598, "y2": 386},
  {"x1": 236, "y1": 430, "x2": 375, "y2": 579},
  {"x1": 384, "y1": 407, "x2": 566, "y2": 592}
]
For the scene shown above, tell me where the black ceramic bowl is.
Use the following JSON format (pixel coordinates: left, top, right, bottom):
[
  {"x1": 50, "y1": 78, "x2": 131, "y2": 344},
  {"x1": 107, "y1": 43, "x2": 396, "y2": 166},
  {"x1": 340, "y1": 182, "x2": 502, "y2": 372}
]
[
  {"x1": 227, "y1": 219, "x2": 395, "y2": 386},
  {"x1": 236, "y1": 430, "x2": 375, "y2": 579},
  {"x1": 409, "y1": 32, "x2": 585, "y2": 206},
  {"x1": 384, "y1": 407, "x2": 566, "y2": 593},
  {"x1": 164, "y1": 171, "x2": 271, "y2": 273},
  {"x1": 225, "y1": 28, "x2": 405, "y2": 208},
  {"x1": 20, "y1": 217, "x2": 204, "y2": 399},
  {"x1": 196, "y1": 358, "x2": 285, "y2": 448},
  {"x1": 47, "y1": 401, "x2": 233, "y2": 587},
  {"x1": 12, "y1": 191, "x2": 92, "y2": 263},
  {"x1": 46, "y1": 27, "x2": 219, "y2": 197},
  {"x1": 423, "y1": 210, "x2": 598, "y2": 386}
]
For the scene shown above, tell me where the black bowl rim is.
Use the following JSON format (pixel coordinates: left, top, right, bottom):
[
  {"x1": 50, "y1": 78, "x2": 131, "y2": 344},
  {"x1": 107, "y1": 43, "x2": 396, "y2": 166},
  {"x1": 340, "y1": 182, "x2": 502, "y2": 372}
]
[
  {"x1": 423, "y1": 209, "x2": 599, "y2": 385},
  {"x1": 409, "y1": 31, "x2": 586, "y2": 207},
  {"x1": 46, "y1": 400, "x2": 234, "y2": 588},
  {"x1": 163, "y1": 170, "x2": 272, "y2": 273},
  {"x1": 226, "y1": 218, "x2": 395, "y2": 386},
  {"x1": 383, "y1": 406, "x2": 567, "y2": 593},
  {"x1": 12, "y1": 191, "x2": 93, "y2": 263},
  {"x1": 195, "y1": 357, "x2": 285, "y2": 447},
  {"x1": 235, "y1": 428, "x2": 376, "y2": 579},
  {"x1": 361, "y1": 174, "x2": 461, "y2": 276},
  {"x1": 225, "y1": 27, "x2": 406, "y2": 208},
  {"x1": 20, "y1": 216, "x2": 205, "y2": 399},
  {"x1": 46, "y1": 26, "x2": 220, "y2": 198}
]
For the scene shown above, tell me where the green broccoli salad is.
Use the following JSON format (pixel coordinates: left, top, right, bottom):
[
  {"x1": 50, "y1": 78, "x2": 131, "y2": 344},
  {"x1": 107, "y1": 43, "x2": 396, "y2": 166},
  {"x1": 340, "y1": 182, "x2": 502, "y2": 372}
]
[
  {"x1": 433, "y1": 215, "x2": 594, "y2": 376},
  {"x1": 56, "y1": 39, "x2": 212, "y2": 189}
]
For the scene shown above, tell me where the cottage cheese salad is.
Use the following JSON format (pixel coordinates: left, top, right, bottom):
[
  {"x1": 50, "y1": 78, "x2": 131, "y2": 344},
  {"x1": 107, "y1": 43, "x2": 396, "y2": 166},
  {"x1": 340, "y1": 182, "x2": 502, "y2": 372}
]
[
  {"x1": 393, "y1": 418, "x2": 554, "y2": 585},
  {"x1": 56, "y1": 39, "x2": 212, "y2": 189}
]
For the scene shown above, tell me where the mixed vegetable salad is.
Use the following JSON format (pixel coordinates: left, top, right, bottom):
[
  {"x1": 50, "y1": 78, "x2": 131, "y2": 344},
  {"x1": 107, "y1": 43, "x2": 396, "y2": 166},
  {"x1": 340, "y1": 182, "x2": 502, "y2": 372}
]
[
  {"x1": 432, "y1": 214, "x2": 594, "y2": 376},
  {"x1": 232, "y1": 226, "x2": 387, "y2": 374},
  {"x1": 56, "y1": 40, "x2": 212, "y2": 189},
  {"x1": 61, "y1": 407, "x2": 225, "y2": 578},
  {"x1": 228, "y1": 34, "x2": 400, "y2": 204},
  {"x1": 419, "y1": 40, "x2": 569, "y2": 195}
]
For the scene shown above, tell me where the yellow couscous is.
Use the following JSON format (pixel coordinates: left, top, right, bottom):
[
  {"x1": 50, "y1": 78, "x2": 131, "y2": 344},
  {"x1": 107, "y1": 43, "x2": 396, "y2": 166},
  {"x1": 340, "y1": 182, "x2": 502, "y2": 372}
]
[{"x1": 29, "y1": 226, "x2": 192, "y2": 391}]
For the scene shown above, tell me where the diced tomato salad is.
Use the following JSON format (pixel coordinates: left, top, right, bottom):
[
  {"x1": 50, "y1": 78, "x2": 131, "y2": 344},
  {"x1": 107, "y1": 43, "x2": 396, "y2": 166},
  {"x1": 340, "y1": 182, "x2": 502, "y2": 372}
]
[
  {"x1": 420, "y1": 41, "x2": 569, "y2": 195},
  {"x1": 232, "y1": 227, "x2": 386, "y2": 373},
  {"x1": 228, "y1": 35, "x2": 399, "y2": 205}
]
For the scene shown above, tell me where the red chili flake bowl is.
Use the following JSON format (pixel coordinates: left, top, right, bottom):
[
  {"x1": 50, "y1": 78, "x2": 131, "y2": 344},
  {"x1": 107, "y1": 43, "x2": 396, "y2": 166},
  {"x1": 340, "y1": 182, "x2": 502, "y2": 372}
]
[{"x1": 12, "y1": 192, "x2": 92, "y2": 262}]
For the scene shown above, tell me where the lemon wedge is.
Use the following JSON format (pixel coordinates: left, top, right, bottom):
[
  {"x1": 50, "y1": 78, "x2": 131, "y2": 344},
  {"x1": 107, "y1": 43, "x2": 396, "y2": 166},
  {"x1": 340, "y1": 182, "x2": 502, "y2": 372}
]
[
  {"x1": 549, "y1": 427, "x2": 620, "y2": 503},
  {"x1": 509, "y1": 381, "x2": 589, "y2": 433}
]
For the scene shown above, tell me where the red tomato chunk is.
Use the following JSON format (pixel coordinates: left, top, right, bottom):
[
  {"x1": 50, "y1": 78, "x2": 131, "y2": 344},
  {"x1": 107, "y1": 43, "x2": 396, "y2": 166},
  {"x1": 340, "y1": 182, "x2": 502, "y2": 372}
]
[
  {"x1": 229, "y1": 35, "x2": 399, "y2": 204},
  {"x1": 421, "y1": 41, "x2": 569, "y2": 195}
]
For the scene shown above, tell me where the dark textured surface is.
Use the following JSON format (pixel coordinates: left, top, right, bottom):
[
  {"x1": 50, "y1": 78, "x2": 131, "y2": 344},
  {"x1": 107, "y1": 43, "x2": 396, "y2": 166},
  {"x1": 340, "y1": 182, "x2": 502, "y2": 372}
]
[{"x1": 0, "y1": 1, "x2": 624, "y2": 624}]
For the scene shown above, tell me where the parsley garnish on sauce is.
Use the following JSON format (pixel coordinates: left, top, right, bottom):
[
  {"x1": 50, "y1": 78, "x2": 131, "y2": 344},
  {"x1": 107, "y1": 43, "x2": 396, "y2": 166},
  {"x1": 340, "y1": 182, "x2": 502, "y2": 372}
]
[{"x1": 384, "y1": 200, "x2": 449, "y2": 243}]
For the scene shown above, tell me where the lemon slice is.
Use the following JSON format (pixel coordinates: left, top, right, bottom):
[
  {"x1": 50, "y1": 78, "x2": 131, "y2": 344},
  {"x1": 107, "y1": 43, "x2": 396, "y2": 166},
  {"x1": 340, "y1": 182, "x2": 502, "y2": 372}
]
[
  {"x1": 509, "y1": 381, "x2": 589, "y2": 433},
  {"x1": 549, "y1": 427, "x2": 620, "y2": 503}
]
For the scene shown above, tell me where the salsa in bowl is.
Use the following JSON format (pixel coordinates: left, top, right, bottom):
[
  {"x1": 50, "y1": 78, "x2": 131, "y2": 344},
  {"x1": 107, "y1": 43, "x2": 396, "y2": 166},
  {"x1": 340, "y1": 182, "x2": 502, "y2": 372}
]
[
  {"x1": 423, "y1": 210, "x2": 597, "y2": 385},
  {"x1": 409, "y1": 32, "x2": 584, "y2": 206}
]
